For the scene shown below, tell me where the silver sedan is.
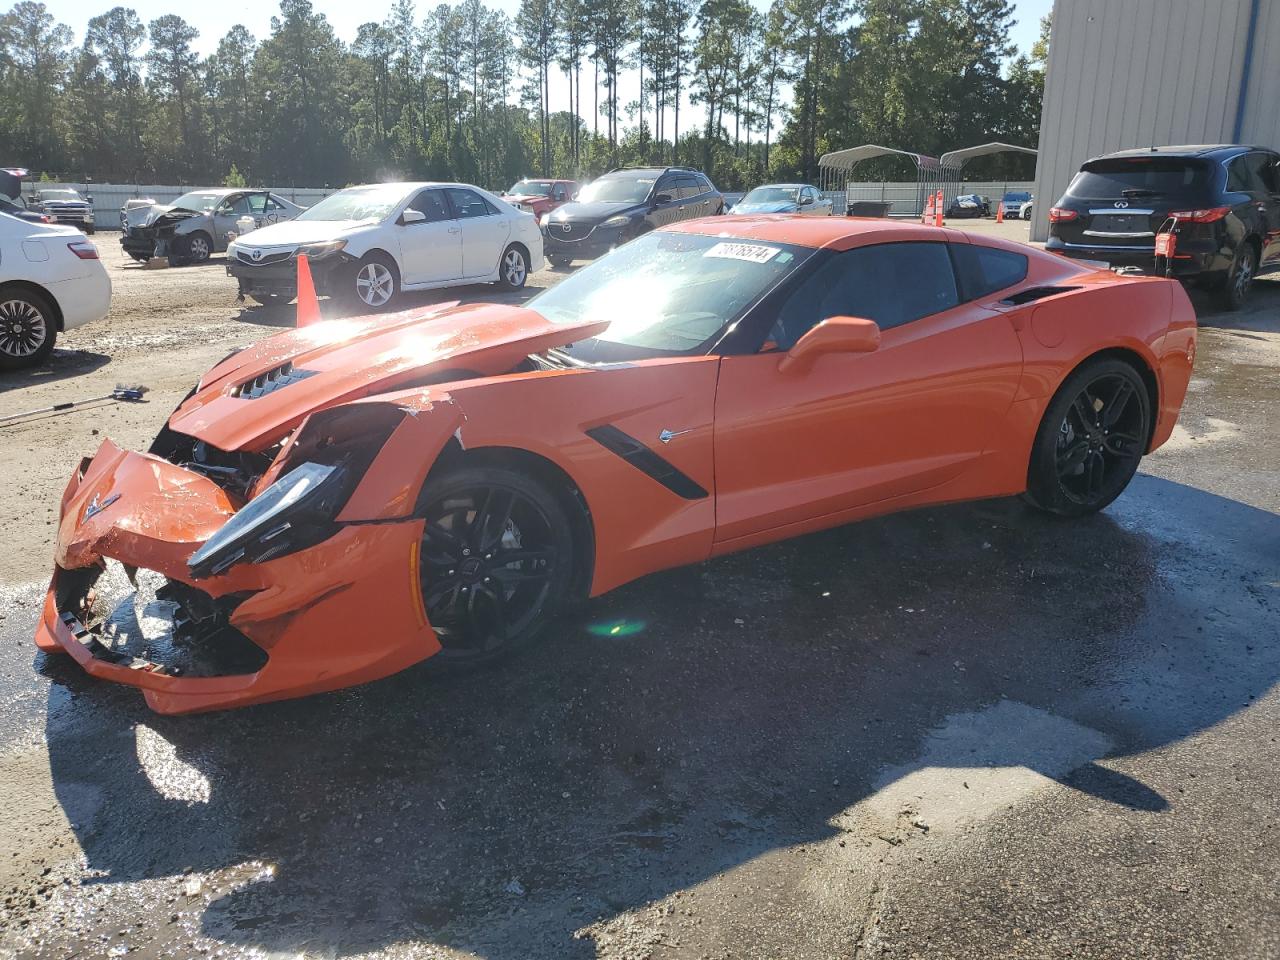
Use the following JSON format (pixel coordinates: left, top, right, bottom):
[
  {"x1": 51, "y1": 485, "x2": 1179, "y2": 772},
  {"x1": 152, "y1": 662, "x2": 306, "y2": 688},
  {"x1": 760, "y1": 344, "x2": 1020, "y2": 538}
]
[
  {"x1": 728, "y1": 183, "x2": 834, "y2": 216},
  {"x1": 120, "y1": 189, "x2": 305, "y2": 265}
]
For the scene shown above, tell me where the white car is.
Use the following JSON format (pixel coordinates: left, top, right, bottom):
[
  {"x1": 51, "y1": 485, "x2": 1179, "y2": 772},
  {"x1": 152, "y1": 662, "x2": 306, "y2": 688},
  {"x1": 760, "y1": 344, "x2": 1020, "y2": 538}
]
[
  {"x1": 0, "y1": 212, "x2": 111, "y2": 370},
  {"x1": 1019, "y1": 200, "x2": 1034, "y2": 221},
  {"x1": 226, "y1": 182, "x2": 544, "y2": 309}
]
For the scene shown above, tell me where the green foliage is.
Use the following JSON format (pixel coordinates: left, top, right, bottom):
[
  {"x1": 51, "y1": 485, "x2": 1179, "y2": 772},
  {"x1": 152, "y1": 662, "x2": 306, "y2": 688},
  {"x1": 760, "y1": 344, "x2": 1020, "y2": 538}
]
[
  {"x1": 0, "y1": 0, "x2": 1043, "y2": 192},
  {"x1": 223, "y1": 162, "x2": 246, "y2": 187}
]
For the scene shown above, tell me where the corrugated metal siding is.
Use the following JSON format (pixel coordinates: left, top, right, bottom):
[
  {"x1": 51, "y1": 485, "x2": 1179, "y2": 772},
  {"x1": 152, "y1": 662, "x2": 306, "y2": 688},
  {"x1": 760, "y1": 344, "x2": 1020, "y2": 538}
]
[{"x1": 1030, "y1": 0, "x2": 1276, "y2": 241}]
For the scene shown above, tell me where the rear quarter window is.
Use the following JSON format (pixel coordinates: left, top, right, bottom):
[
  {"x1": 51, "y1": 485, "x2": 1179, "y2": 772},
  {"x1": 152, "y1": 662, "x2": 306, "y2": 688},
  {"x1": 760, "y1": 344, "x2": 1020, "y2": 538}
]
[{"x1": 950, "y1": 244, "x2": 1028, "y2": 300}]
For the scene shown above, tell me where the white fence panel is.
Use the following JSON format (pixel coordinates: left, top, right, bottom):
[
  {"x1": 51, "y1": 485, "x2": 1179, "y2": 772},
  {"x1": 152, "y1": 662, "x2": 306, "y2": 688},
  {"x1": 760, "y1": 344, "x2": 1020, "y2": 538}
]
[{"x1": 33, "y1": 182, "x2": 342, "y2": 223}]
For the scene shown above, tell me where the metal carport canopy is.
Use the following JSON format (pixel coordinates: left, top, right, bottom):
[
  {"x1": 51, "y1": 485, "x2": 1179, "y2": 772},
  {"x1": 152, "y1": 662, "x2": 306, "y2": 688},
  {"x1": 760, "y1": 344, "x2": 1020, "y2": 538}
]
[
  {"x1": 818, "y1": 144, "x2": 940, "y2": 171},
  {"x1": 939, "y1": 142, "x2": 1038, "y2": 170}
]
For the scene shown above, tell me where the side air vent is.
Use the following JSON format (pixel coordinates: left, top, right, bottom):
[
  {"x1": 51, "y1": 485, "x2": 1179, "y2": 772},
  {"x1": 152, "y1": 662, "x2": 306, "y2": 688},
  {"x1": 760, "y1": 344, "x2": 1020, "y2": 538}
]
[
  {"x1": 231, "y1": 361, "x2": 318, "y2": 399},
  {"x1": 999, "y1": 285, "x2": 1080, "y2": 306},
  {"x1": 585, "y1": 425, "x2": 709, "y2": 500}
]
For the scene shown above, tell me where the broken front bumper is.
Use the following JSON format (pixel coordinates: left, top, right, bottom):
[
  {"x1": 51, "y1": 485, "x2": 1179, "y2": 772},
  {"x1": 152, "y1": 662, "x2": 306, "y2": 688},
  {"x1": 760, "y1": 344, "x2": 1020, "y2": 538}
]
[{"x1": 35, "y1": 438, "x2": 441, "y2": 715}]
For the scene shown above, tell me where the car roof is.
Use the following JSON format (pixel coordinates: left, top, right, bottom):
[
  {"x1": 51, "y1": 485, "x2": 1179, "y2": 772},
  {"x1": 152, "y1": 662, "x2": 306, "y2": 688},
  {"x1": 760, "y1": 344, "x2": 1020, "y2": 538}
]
[
  {"x1": 1093, "y1": 144, "x2": 1271, "y2": 162},
  {"x1": 749, "y1": 183, "x2": 813, "y2": 189},
  {"x1": 666, "y1": 214, "x2": 989, "y2": 251}
]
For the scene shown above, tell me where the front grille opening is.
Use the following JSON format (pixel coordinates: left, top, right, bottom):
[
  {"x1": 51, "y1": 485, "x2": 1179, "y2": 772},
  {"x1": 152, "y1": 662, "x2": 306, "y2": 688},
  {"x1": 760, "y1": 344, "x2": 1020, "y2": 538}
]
[
  {"x1": 57, "y1": 561, "x2": 267, "y2": 678},
  {"x1": 231, "y1": 360, "x2": 318, "y2": 399}
]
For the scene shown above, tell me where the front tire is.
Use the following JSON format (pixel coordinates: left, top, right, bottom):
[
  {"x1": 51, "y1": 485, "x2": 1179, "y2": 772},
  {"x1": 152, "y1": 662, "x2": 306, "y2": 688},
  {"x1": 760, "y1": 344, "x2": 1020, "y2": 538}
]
[
  {"x1": 0, "y1": 289, "x2": 57, "y2": 370},
  {"x1": 178, "y1": 231, "x2": 212, "y2": 265},
  {"x1": 548, "y1": 252, "x2": 573, "y2": 269},
  {"x1": 417, "y1": 464, "x2": 576, "y2": 667},
  {"x1": 497, "y1": 244, "x2": 530, "y2": 291},
  {"x1": 1024, "y1": 358, "x2": 1150, "y2": 517},
  {"x1": 347, "y1": 253, "x2": 399, "y2": 311}
]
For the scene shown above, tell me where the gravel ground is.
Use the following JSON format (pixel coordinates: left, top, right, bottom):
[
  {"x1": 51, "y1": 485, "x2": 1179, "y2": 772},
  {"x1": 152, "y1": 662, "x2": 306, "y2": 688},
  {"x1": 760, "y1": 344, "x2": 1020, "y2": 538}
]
[{"x1": 0, "y1": 223, "x2": 1277, "y2": 959}]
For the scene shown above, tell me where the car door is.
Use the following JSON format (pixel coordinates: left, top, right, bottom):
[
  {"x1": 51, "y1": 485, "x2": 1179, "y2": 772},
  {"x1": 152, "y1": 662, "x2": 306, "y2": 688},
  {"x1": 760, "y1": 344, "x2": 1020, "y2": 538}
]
[
  {"x1": 443, "y1": 187, "x2": 511, "y2": 278},
  {"x1": 647, "y1": 176, "x2": 682, "y2": 228},
  {"x1": 712, "y1": 240, "x2": 1025, "y2": 544},
  {"x1": 798, "y1": 186, "x2": 819, "y2": 215},
  {"x1": 1249, "y1": 152, "x2": 1280, "y2": 268},
  {"x1": 397, "y1": 187, "x2": 463, "y2": 285},
  {"x1": 212, "y1": 193, "x2": 250, "y2": 241}
]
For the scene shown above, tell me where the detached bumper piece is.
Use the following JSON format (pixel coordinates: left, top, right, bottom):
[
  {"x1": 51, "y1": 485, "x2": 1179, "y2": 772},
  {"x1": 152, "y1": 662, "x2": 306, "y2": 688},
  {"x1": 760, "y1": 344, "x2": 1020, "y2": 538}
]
[{"x1": 37, "y1": 436, "x2": 442, "y2": 714}]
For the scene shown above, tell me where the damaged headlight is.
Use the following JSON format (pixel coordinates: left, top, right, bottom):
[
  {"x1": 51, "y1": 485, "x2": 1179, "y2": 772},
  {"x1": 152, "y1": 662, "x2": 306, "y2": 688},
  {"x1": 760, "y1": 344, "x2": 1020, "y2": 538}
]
[
  {"x1": 296, "y1": 239, "x2": 347, "y2": 260},
  {"x1": 188, "y1": 461, "x2": 350, "y2": 578}
]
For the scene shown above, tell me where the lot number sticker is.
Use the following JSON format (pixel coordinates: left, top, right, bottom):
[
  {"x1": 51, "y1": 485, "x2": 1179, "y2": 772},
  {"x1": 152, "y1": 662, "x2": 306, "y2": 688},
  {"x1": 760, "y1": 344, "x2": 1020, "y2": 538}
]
[{"x1": 704, "y1": 242, "x2": 781, "y2": 264}]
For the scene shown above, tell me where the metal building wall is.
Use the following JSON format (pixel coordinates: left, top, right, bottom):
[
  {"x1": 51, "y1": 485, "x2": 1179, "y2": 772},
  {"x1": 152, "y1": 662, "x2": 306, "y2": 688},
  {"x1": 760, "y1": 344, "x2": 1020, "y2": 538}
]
[{"x1": 1030, "y1": 0, "x2": 1277, "y2": 241}]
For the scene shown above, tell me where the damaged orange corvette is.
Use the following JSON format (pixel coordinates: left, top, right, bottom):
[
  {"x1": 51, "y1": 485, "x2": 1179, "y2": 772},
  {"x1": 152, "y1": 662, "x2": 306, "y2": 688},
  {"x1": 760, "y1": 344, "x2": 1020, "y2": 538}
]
[{"x1": 35, "y1": 217, "x2": 1197, "y2": 714}]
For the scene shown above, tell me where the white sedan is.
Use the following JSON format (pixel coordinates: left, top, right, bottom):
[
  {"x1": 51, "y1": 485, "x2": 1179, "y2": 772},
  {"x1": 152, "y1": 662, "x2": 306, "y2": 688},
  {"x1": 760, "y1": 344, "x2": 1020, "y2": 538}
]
[
  {"x1": 0, "y1": 212, "x2": 111, "y2": 370},
  {"x1": 226, "y1": 182, "x2": 544, "y2": 309}
]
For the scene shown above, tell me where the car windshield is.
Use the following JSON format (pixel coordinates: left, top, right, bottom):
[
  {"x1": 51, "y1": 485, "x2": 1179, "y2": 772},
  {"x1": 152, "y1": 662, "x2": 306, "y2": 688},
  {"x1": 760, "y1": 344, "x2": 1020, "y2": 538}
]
[
  {"x1": 1003, "y1": 192, "x2": 1031, "y2": 202},
  {"x1": 509, "y1": 180, "x2": 555, "y2": 196},
  {"x1": 577, "y1": 176, "x2": 655, "y2": 204},
  {"x1": 742, "y1": 186, "x2": 800, "y2": 204},
  {"x1": 296, "y1": 185, "x2": 409, "y2": 222},
  {"x1": 39, "y1": 189, "x2": 82, "y2": 201},
  {"x1": 1067, "y1": 159, "x2": 1211, "y2": 198},
  {"x1": 526, "y1": 231, "x2": 814, "y2": 359},
  {"x1": 172, "y1": 191, "x2": 226, "y2": 213}
]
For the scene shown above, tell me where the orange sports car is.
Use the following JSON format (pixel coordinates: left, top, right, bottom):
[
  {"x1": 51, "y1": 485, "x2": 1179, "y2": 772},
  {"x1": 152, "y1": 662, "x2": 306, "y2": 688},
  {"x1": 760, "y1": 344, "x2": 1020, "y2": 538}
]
[{"x1": 35, "y1": 217, "x2": 1197, "y2": 714}]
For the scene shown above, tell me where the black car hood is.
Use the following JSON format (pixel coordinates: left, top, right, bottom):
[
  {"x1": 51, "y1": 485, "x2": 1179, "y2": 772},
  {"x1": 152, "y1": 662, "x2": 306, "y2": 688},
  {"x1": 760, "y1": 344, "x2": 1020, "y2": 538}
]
[{"x1": 547, "y1": 200, "x2": 645, "y2": 224}]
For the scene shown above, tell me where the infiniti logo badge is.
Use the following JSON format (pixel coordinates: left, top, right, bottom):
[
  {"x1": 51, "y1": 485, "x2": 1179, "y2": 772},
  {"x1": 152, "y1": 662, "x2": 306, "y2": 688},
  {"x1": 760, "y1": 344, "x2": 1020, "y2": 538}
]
[{"x1": 1114, "y1": 200, "x2": 1129, "y2": 209}]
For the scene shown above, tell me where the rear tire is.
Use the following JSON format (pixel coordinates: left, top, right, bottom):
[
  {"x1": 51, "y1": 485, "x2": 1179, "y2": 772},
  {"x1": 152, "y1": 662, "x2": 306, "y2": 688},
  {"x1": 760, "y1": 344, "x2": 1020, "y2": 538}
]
[
  {"x1": 548, "y1": 252, "x2": 573, "y2": 268},
  {"x1": 1024, "y1": 358, "x2": 1150, "y2": 517},
  {"x1": 1218, "y1": 243, "x2": 1256, "y2": 311},
  {"x1": 497, "y1": 244, "x2": 530, "y2": 291},
  {"x1": 0, "y1": 288, "x2": 57, "y2": 371},
  {"x1": 417, "y1": 464, "x2": 576, "y2": 669}
]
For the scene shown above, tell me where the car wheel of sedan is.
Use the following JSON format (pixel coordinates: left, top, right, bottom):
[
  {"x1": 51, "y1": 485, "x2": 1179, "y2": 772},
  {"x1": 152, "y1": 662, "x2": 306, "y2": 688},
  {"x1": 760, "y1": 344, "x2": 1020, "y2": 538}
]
[
  {"x1": 349, "y1": 254, "x2": 399, "y2": 310},
  {"x1": 417, "y1": 464, "x2": 576, "y2": 667},
  {"x1": 0, "y1": 289, "x2": 57, "y2": 371},
  {"x1": 1219, "y1": 243, "x2": 1256, "y2": 311},
  {"x1": 1024, "y1": 358, "x2": 1150, "y2": 517},
  {"x1": 180, "y1": 232, "x2": 212, "y2": 264},
  {"x1": 497, "y1": 245, "x2": 530, "y2": 291}
]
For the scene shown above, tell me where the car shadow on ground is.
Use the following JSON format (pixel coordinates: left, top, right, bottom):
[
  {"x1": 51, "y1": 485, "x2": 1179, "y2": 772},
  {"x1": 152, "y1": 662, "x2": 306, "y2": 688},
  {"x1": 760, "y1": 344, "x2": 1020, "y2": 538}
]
[
  {"x1": 1187, "y1": 275, "x2": 1280, "y2": 333},
  {"x1": 231, "y1": 278, "x2": 551, "y2": 330},
  {"x1": 0, "y1": 348, "x2": 111, "y2": 396},
  {"x1": 35, "y1": 474, "x2": 1278, "y2": 958}
]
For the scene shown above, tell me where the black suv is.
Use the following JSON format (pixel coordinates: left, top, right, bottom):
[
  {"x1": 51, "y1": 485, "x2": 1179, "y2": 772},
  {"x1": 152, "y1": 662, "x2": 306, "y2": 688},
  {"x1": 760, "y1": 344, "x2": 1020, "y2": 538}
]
[
  {"x1": 1046, "y1": 144, "x2": 1280, "y2": 309},
  {"x1": 541, "y1": 166, "x2": 724, "y2": 266}
]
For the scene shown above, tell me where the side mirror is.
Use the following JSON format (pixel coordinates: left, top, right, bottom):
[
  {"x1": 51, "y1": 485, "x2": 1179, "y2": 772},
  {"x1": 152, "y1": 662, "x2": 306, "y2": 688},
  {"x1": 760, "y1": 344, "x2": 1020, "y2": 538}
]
[
  {"x1": 777, "y1": 316, "x2": 880, "y2": 374},
  {"x1": 799, "y1": 195, "x2": 813, "y2": 205},
  {"x1": 653, "y1": 192, "x2": 674, "y2": 205},
  {"x1": 400, "y1": 208, "x2": 427, "y2": 225}
]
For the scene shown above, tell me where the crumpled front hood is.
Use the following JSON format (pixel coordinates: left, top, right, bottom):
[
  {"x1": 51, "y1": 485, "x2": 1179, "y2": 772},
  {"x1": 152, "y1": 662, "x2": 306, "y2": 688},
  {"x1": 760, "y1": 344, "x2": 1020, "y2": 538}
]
[
  {"x1": 732, "y1": 201, "x2": 799, "y2": 214},
  {"x1": 169, "y1": 302, "x2": 609, "y2": 452},
  {"x1": 128, "y1": 204, "x2": 203, "y2": 227}
]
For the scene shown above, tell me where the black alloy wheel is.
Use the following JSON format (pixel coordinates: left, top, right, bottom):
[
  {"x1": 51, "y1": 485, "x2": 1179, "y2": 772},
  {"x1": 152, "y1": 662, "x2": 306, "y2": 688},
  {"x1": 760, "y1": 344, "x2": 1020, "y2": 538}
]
[
  {"x1": 1025, "y1": 358, "x2": 1150, "y2": 517},
  {"x1": 417, "y1": 466, "x2": 574, "y2": 666},
  {"x1": 1219, "y1": 243, "x2": 1256, "y2": 311}
]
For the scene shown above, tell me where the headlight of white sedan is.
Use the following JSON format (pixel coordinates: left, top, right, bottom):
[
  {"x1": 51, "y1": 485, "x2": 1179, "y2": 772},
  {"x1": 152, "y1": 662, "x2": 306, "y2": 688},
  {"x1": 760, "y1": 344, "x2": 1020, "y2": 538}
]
[{"x1": 296, "y1": 239, "x2": 347, "y2": 260}]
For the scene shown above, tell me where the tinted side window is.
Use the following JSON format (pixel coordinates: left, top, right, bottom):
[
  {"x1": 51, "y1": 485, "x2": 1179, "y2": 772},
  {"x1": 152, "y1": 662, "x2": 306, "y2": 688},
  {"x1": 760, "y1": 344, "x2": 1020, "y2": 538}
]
[
  {"x1": 950, "y1": 243, "x2": 1028, "y2": 300},
  {"x1": 698, "y1": 175, "x2": 714, "y2": 193},
  {"x1": 770, "y1": 243, "x2": 959, "y2": 349},
  {"x1": 675, "y1": 176, "x2": 701, "y2": 200},
  {"x1": 445, "y1": 187, "x2": 494, "y2": 219},
  {"x1": 1227, "y1": 157, "x2": 1259, "y2": 192},
  {"x1": 408, "y1": 189, "x2": 450, "y2": 223},
  {"x1": 246, "y1": 194, "x2": 269, "y2": 215},
  {"x1": 1258, "y1": 155, "x2": 1280, "y2": 193}
]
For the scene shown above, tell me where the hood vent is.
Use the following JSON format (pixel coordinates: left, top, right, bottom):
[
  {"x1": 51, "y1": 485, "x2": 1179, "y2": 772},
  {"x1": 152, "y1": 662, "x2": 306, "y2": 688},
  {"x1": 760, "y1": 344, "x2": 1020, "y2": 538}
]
[{"x1": 231, "y1": 361, "x2": 318, "y2": 399}]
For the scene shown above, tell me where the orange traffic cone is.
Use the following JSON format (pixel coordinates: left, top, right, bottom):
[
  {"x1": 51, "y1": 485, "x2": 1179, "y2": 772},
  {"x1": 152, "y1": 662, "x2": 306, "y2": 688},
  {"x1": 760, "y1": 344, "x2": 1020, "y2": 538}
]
[
  {"x1": 922, "y1": 193, "x2": 934, "y2": 224},
  {"x1": 934, "y1": 190, "x2": 944, "y2": 227},
  {"x1": 995, "y1": 201, "x2": 1005, "y2": 224},
  {"x1": 296, "y1": 254, "x2": 321, "y2": 328}
]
